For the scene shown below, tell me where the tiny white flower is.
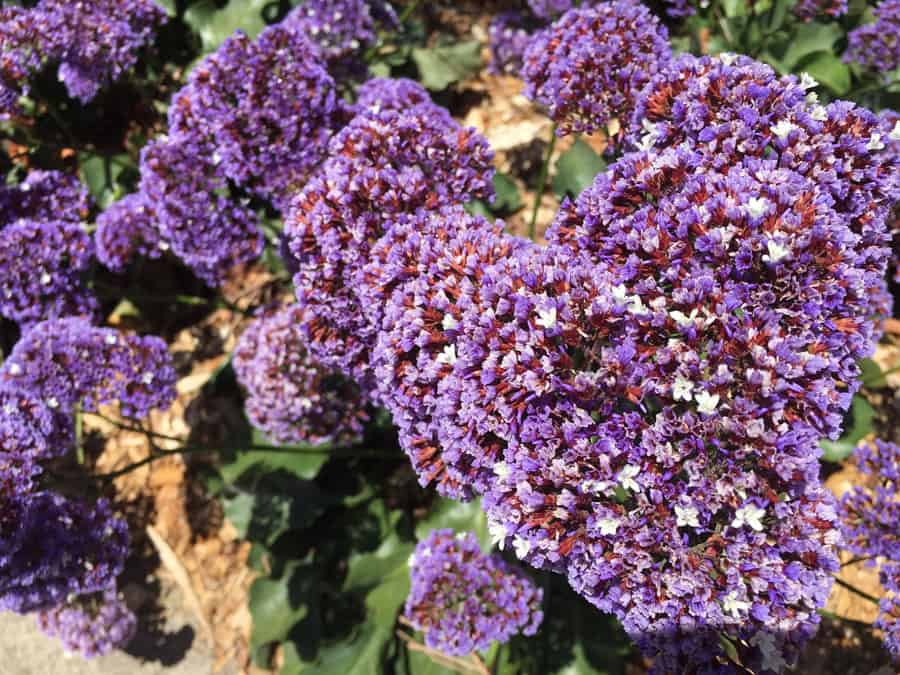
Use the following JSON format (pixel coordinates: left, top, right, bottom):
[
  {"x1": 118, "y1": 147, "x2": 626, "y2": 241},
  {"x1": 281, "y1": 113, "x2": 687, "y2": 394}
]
[
  {"x1": 867, "y1": 133, "x2": 885, "y2": 151},
  {"x1": 493, "y1": 461, "x2": 510, "y2": 478},
  {"x1": 46, "y1": 397, "x2": 60, "y2": 409},
  {"x1": 104, "y1": 334, "x2": 118, "y2": 346},
  {"x1": 770, "y1": 120, "x2": 796, "y2": 140},
  {"x1": 732, "y1": 503, "x2": 766, "y2": 531},
  {"x1": 597, "y1": 516, "x2": 620, "y2": 536},
  {"x1": 719, "y1": 52, "x2": 737, "y2": 66},
  {"x1": 695, "y1": 390, "x2": 720, "y2": 415},
  {"x1": 670, "y1": 309, "x2": 698, "y2": 327},
  {"x1": 637, "y1": 118, "x2": 661, "y2": 151},
  {"x1": 805, "y1": 90, "x2": 819, "y2": 105},
  {"x1": 799, "y1": 72, "x2": 818, "y2": 90},
  {"x1": 612, "y1": 284, "x2": 628, "y2": 303},
  {"x1": 890, "y1": 121, "x2": 900, "y2": 141},
  {"x1": 744, "y1": 197, "x2": 770, "y2": 219},
  {"x1": 436, "y1": 344, "x2": 457, "y2": 366},
  {"x1": 721, "y1": 591, "x2": 751, "y2": 618},
  {"x1": 40, "y1": 272, "x2": 52, "y2": 285},
  {"x1": 8, "y1": 363, "x2": 22, "y2": 376},
  {"x1": 627, "y1": 295, "x2": 647, "y2": 315},
  {"x1": 442, "y1": 314, "x2": 459, "y2": 331},
  {"x1": 535, "y1": 306, "x2": 557, "y2": 329},
  {"x1": 513, "y1": 536, "x2": 531, "y2": 559},
  {"x1": 617, "y1": 464, "x2": 641, "y2": 492},
  {"x1": 407, "y1": 552, "x2": 417, "y2": 568},
  {"x1": 141, "y1": 372, "x2": 155, "y2": 385},
  {"x1": 672, "y1": 376, "x2": 694, "y2": 402},
  {"x1": 674, "y1": 504, "x2": 701, "y2": 528},
  {"x1": 158, "y1": 241, "x2": 171, "y2": 251},
  {"x1": 764, "y1": 239, "x2": 790, "y2": 263},
  {"x1": 488, "y1": 519, "x2": 507, "y2": 550},
  {"x1": 810, "y1": 105, "x2": 827, "y2": 122}
]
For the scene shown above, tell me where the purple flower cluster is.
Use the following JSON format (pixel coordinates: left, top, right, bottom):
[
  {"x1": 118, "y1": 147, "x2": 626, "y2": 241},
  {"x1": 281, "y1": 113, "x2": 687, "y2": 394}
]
[
  {"x1": 0, "y1": 219, "x2": 98, "y2": 328},
  {"x1": 282, "y1": 0, "x2": 398, "y2": 77},
  {"x1": 0, "y1": 317, "x2": 174, "y2": 648},
  {"x1": 521, "y1": 1, "x2": 671, "y2": 136},
  {"x1": 793, "y1": 0, "x2": 847, "y2": 21},
  {"x1": 354, "y1": 77, "x2": 431, "y2": 113},
  {"x1": 0, "y1": 170, "x2": 91, "y2": 226},
  {"x1": 0, "y1": 490, "x2": 130, "y2": 614},
  {"x1": 167, "y1": 25, "x2": 344, "y2": 209},
  {"x1": 404, "y1": 529, "x2": 543, "y2": 655},
  {"x1": 845, "y1": 0, "x2": 900, "y2": 73},
  {"x1": 840, "y1": 440, "x2": 899, "y2": 562},
  {"x1": 94, "y1": 193, "x2": 164, "y2": 273},
  {"x1": 360, "y1": 208, "x2": 527, "y2": 498},
  {"x1": 284, "y1": 99, "x2": 495, "y2": 384},
  {"x1": 487, "y1": 12, "x2": 537, "y2": 76},
  {"x1": 0, "y1": 0, "x2": 166, "y2": 114},
  {"x1": 233, "y1": 304, "x2": 368, "y2": 446},
  {"x1": 37, "y1": 587, "x2": 136, "y2": 658},
  {"x1": 0, "y1": 317, "x2": 176, "y2": 419},
  {"x1": 877, "y1": 562, "x2": 900, "y2": 661}
]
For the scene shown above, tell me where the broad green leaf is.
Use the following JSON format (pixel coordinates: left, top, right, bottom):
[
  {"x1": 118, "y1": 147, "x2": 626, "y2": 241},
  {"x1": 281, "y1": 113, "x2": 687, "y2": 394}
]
[
  {"x1": 721, "y1": 0, "x2": 749, "y2": 17},
  {"x1": 184, "y1": 0, "x2": 269, "y2": 53},
  {"x1": 405, "y1": 651, "x2": 462, "y2": 675},
  {"x1": 552, "y1": 139, "x2": 606, "y2": 199},
  {"x1": 250, "y1": 560, "x2": 319, "y2": 654},
  {"x1": 780, "y1": 22, "x2": 844, "y2": 70},
  {"x1": 222, "y1": 477, "x2": 331, "y2": 545},
  {"x1": 411, "y1": 42, "x2": 482, "y2": 91},
  {"x1": 801, "y1": 52, "x2": 851, "y2": 94},
  {"x1": 820, "y1": 395, "x2": 875, "y2": 462},
  {"x1": 79, "y1": 153, "x2": 131, "y2": 208},
  {"x1": 219, "y1": 431, "x2": 331, "y2": 484},
  {"x1": 416, "y1": 498, "x2": 490, "y2": 550}
]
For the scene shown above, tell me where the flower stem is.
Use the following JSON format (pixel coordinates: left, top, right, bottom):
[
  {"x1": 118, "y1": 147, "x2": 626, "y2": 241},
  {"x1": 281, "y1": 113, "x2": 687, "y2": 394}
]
[
  {"x1": 834, "y1": 577, "x2": 882, "y2": 605},
  {"x1": 529, "y1": 125, "x2": 558, "y2": 241}
]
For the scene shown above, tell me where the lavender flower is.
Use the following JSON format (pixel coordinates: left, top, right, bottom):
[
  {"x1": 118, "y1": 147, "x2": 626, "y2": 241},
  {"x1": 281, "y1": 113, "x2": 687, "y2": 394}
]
[
  {"x1": 94, "y1": 192, "x2": 165, "y2": 273},
  {"x1": 0, "y1": 7, "x2": 45, "y2": 116},
  {"x1": 845, "y1": 0, "x2": 900, "y2": 73},
  {"x1": 139, "y1": 138, "x2": 264, "y2": 287},
  {"x1": 0, "y1": 317, "x2": 176, "y2": 419},
  {"x1": 282, "y1": 0, "x2": 398, "y2": 76},
  {"x1": 37, "y1": 587, "x2": 136, "y2": 658},
  {"x1": 522, "y1": 0, "x2": 671, "y2": 136},
  {"x1": 354, "y1": 77, "x2": 430, "y2": 113},
  {"x1": 877, "y1": 562, "x2": 900, "y2": 661},
  {"x1": 0, "y1": 388, "x2": 73, "y2": 460},
  {"x1": 0, "y1": 491, "x2": 129, "y2": 613},
  {"x1": 404, "y1": 530, "x2": 543, "y2": 656},
  {"x1": 488, "y1": 12, "x2": 537, "y2": 76},
  {"x1": 33, "y1": 0, "x2": 166, "y2": 103},
  {"x1": 168, "y1": 25, "x2": 343, "y2": 210},
  {"x1": 284, "y1": 103, "x2": 494, "y2": 382},
  {"x1": 359, "y1": 207, "x2": 526, "y2": 498},
  {"x1": 233, "y1": 304, "x2": 368, "y2": 446},
  {"x1": 0, "y1": 170, "x2": 91, "y2": 227},
  {"x1": 840, "y1": 440, "x2": 899, "y2": 561},
  {"x1": 0, "y1": 219, "x2": 98, "y2": 328},
  {"x1": 662, "y1": 0, "x2": 697, "y2": 18},
  {"x1": 793, "y1": 0, "x2": 847, "y2": 21},
  {"x1": 526, "y1": 0, "x2": 576, "y2": 20}
]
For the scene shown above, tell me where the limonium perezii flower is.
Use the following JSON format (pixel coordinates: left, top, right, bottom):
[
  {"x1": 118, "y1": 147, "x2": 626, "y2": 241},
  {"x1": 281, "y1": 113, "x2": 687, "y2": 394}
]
[
  {"x1": 845, "y1": 0, "x2": 900, "y2": 73},
  {"x1": 404, "y1": 529, "x2": 543, "y2": 656},
  {"x1": 37, "y1": 587, "x2": 137, "y2": 659},
  {"x1": 233, "y1": 304, "x2": 369, "y2": 446}
]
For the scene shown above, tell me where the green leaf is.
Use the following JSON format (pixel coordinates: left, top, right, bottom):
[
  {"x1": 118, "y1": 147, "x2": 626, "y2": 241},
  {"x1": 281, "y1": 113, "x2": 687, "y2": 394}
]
[
  {"x1": 780, "y1": 22, "x2": 844, "y2": 70},
  {"x1": 184, "y1": 0, "x2": 269, "y2": 53},
  {"x1": 416, "y1": 498, "x2": 490, "y2": 550},
  {"x1": 552, "y1": 139, "x2": 606, "y2": 199},
  {"x1": 219, "y1": 431, "x2": 331, "y2": 484},
  {"x1": 411, "y1": 42, "x2": 482, "y2": 91},
  {"x1": 79, "y1": 153, "x2": 131, "y2": 209},
  {"x1": 801, "y1": 52, "x2": 851, "y2": 94},
  {"x1": 859, "y1": 358, "x2": 887, "y2": 388},
  {"x1": 249, "y1": 560, "x2": 320, "y2": 654},
  {"x1": 820, "y1": 395, "x2": 875, "y2": 462},
  {"x1": 491, "y1": 172, "x2": 523, "y2": 213}
]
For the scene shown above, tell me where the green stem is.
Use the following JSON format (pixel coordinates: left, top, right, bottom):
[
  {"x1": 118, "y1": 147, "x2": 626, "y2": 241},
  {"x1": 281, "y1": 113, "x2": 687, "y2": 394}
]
[
  {"x1": 398, "y1": 0, "x2": 422, "y2": 23},
  {"x1": 529, "y1": 125, "x2": 558, "y2": 240},
  {"x1": 834, "y1": 577, "x2": 881, "y2": 605}
]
